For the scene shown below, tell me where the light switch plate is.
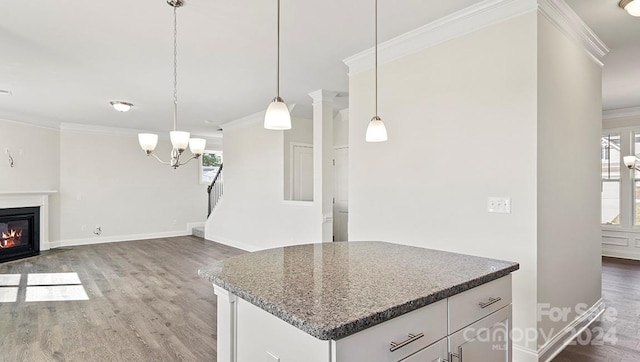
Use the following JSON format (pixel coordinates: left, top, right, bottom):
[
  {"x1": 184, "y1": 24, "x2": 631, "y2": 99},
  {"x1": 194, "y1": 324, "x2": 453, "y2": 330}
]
[{"x1": 488, "y1": 197, "x2": 511, "y2": 214}]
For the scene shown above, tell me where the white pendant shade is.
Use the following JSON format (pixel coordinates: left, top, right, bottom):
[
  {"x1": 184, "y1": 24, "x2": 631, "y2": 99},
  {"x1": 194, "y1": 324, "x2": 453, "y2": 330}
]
[
  {"x1": 624, "y1": 0, "x2": 640, "y2": 15},
  {"x1": 138, "y1": 133, "x2": 159, "y2": 152},
  {"x1": 189, "y1": 138, "x2": 207, "y2": 156},
  {"x1": 264, "y1": 99, "x2": 292, "y2": 130},
  {"x1": 366, "y1": 116, "x2": 388, "y2": 142},
  {"x1": 170, "y1": 131, "x2": 190, "y2": 150},
  {"x1": 624, "y1": 155, "x2": 637, "y2": 169}
]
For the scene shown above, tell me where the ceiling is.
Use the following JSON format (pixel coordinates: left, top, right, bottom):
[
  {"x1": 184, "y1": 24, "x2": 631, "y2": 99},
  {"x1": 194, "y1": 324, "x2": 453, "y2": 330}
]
[
  {"x1": 1, "y1": 1, "x2": 639, "y2": 138},
  {"x1": 565, "y1": 0, "x2": 640, "y2": 111}
]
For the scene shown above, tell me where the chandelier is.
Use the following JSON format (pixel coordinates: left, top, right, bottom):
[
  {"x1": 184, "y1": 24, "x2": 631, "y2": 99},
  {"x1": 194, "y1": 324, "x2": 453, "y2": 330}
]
[{"x1": 138, "y1": 0, "x2": 206, "y2": 169}]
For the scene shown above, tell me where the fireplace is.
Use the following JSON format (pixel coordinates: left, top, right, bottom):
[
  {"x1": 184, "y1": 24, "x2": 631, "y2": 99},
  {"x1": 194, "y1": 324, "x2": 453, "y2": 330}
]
[{"x1": 0, "y1": 207, "x2": 40, "y2": 263}]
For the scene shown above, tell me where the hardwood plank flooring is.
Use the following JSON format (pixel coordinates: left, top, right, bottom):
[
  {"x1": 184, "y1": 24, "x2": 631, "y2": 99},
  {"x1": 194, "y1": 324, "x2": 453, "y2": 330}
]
[
  {"x1": 554, "y1": 257, "x2": 640, "y2": 362},
  {"x1": 0, "y1": 236, "x2": 243, "y2": 362},
  {"x1": 3, "y1": 239, "x2": 640, "y2": 361}
]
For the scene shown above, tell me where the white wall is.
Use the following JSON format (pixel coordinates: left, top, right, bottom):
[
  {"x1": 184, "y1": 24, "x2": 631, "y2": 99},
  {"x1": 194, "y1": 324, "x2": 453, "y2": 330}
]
[
  {"x1": 206, "y1": 115, "x2": 321, "y2": 251},
  {"x1": 57, "y1": 130, "x2": 208, "y2": 245},
  {"x1": 0, "y1": 119, "x2": 61, "y2": 241},
  {"x1": 348, "y1": 13, "x2": 540, "y2": 354},
  {"x1": 0, "y1": 119, "x2": 210, "y2": 246},
  {"x1": 536, "y1": 15, "x2": 603, "y2": 348}
]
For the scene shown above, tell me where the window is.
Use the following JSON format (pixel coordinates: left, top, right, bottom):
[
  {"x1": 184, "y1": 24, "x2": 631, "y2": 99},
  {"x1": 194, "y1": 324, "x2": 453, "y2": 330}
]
[
  {"x1": 601, "y1": 134, "x2": 620, "y2": 225},
  {"x1": 200, "y1": 151, "x2": 223, "y2": 184},
  {"x1": 633, "y1": 133, "x2": 640, "y2": 226}
]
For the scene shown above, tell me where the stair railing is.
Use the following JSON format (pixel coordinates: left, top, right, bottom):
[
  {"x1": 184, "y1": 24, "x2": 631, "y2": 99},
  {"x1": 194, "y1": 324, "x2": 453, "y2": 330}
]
[{"x1": 207, "y1": 163, "x2": 224, "y2": 217}]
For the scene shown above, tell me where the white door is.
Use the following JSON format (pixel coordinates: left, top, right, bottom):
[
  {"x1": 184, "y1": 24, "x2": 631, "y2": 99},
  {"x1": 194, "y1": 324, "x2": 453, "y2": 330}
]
[
  {"x1": 333, "y1": 147, "x2": 348, "y2": 241},
  {"x1": 292, "y1": 144, "x2": 313, "y2": 201}
]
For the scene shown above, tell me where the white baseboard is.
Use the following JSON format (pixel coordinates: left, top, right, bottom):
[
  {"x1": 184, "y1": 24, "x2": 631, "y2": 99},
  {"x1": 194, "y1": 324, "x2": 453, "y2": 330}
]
[
  {"x1": 538, "y1": 298, "x2": 605, "y2": 362},
  {"x1": 205, "y1": 234, "x2": 260, "y2": 252},
  {"x1": 602, "y1": 249, "x2": 640, "y2": 261},
  {"x1": 512, "y1": 299, "x2": 604, "y2": 362},
  {"x1": 513, "y1": 344, "x2": 539, "y2": 362},
  {"x1": 49, "y1": 223, "x2": 204, "y2": 248}
]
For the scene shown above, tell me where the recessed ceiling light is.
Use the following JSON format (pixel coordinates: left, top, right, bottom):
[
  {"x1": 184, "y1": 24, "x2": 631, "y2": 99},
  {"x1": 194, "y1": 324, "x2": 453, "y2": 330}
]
[
  {"x1": 0, "y1": 90, "x2": 12, "y2": 96},
  {"x1": 110, "y1": 101, "x2": 133, "y2": 112},
  {"x1": 620, "y1": 0, "x2": 640, "y2": 16}
]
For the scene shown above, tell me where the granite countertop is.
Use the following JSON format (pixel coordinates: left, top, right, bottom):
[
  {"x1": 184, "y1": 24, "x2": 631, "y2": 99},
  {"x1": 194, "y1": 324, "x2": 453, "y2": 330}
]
[{"x1": 199, "y1": 241, "x2": 519, "y2": 341}]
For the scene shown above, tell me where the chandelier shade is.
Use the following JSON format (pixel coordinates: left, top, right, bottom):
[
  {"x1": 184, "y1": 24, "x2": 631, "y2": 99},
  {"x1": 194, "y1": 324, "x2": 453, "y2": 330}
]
[{"x1": 138, "y1": 133, "x2": 159, "y2": 153}]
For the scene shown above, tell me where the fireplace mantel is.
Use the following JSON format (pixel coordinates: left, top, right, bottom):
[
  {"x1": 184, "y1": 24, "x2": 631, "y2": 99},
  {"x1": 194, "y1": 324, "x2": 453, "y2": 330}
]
[{"x1": 0, "y1": 191, "x2": 57, "y2": 251}]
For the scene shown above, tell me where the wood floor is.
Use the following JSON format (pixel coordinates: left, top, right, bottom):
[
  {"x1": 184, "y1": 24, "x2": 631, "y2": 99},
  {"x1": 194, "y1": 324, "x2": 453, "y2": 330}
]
[
  {"x1": 2, "y1": 239, "x2": 640, "y2": 362},
  {"x1": 554, "y1": 257, "x2": 640, "y2": 362},
  {"x1": 0, "y1": 236, "x2": 243, "y2": 362}
]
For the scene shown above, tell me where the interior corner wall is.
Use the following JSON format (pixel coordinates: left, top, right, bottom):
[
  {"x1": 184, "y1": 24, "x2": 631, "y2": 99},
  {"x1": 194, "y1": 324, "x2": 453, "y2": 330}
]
[
  {"x1": 205, "y1": 118, "x2": 321, "y2": 251},
  {"x1": 0, "y1": 120, "x2": 61, "y2": 241},
  {"x1": 348, "y1": 12, "x2": 540, "y2": 354},
  {"x1": 536, "y1": 14, "x2": 603, "y2": 349},
  {"x1": 57, "y1": 130, "x2": 208, "y2": 245}
]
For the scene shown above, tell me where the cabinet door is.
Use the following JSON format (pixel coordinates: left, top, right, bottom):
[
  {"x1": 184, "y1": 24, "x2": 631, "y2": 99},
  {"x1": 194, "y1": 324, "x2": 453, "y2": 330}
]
[
  {"x1": 448, "y1": 306, "x2": 511, "y2": 362},
  {"x1": 399, "y1": 339, "x2": 448, "y2": 362}
]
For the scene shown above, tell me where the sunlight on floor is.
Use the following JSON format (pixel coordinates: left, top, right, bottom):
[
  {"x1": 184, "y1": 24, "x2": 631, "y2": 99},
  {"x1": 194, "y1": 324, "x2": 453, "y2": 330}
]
[{"x1": 0, "y1": 272, "x2": 89, "y2": 303}]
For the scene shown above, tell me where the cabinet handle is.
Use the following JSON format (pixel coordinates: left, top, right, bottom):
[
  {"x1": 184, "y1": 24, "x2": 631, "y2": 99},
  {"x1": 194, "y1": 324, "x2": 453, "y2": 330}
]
[
  {"x1": 448, "y1": 346, "x2": 463, "y2": 362},
  {"x1": 389, "y1": 332, "x2": 424, "y2": 352},
  {"x1": 478, "y1": 296, "x2": 502, "y2": 309}
]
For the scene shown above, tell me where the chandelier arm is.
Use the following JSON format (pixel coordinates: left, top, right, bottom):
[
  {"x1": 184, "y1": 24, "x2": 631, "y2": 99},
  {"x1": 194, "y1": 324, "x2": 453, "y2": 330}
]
[
  {"x1": 177, "y1": 155, "x2": 200, "y2": 167},
  {"x1": 149, "y1": 153, "x2": 172, "y2": 165}
]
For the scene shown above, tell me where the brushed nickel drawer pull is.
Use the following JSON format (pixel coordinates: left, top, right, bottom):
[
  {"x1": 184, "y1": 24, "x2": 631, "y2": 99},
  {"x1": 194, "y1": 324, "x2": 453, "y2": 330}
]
[
  {"x1": 478, "y1": 296, "x2": 502, "y2": 309},
  {"x1": 389, "y1": 332, "x2": 424, "y2": 352}
]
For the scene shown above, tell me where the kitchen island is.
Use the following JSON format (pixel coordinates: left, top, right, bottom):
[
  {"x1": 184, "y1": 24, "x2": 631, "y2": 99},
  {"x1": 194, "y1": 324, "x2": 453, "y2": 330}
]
[{"x1": 199, "y1": 241, "x2": 519, "y2": 362}]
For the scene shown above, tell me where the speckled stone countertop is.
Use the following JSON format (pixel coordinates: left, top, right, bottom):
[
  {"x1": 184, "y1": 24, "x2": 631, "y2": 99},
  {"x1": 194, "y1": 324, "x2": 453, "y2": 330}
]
[{"x1": 199, "y1": 241, "x2": 519, "y2": 341}]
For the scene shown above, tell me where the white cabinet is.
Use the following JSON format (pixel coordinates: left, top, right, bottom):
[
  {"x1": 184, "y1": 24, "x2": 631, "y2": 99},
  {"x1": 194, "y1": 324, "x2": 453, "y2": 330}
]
[
  {"x1": 448, "y1": 305, "x2": 512, "y2": 362},
  {"x1": 333, "y1": 300, "x2": 447, "y2": 362},
  {"x1": 399, "y1": 339, "x2": 448, "y2": 362},
  {"x1": 214, "y1": 275, "x2": 513, "y2": 362}
]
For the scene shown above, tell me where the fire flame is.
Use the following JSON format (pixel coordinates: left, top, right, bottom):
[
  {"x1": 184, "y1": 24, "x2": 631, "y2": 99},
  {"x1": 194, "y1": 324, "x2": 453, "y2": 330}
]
[{"x1": 0, "y1": 229, "x2": 22, "y2": 248}]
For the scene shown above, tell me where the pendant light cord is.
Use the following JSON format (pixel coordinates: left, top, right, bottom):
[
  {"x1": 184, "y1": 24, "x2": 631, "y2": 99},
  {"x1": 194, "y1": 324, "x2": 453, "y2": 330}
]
[
  {"x1": 173, "y1": 4, "x2": 179, "y2": 131},
  {"x1": 374, "y1": 0, "x2": 378, "y2": 117},
  {"x1": 276, "y1": 0, "x2": 281, "y2": 98}
]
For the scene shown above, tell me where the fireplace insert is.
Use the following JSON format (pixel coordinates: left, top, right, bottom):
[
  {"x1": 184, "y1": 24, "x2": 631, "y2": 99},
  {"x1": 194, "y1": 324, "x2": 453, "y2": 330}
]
[{"x1": 0, "y1": 206, "x2": 39, "y2": 263}]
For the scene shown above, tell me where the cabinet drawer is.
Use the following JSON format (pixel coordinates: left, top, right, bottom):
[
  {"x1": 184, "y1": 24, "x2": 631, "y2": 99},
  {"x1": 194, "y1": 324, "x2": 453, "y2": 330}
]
[
  {"x1": 334, "y1": 300, "x2": 447, "y2": 362},
  {"x1": 448, "y1": 275, "x2": 511, "y2": 333}
]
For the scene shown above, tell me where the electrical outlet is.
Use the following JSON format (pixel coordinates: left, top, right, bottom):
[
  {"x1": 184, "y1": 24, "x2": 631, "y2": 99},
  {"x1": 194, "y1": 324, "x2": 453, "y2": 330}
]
[
  {"x1": 94, "y1": 225, "x2": 102, "y2": 235},
  {"x1": 488, "y1": 197, "x2": 511, "y2": 214}
]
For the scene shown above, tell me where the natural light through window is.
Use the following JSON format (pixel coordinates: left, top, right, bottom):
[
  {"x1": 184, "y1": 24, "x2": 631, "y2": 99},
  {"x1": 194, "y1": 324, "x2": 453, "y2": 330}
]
[
  {"x1": 601, "y1": 134, "x2": 621, "y2": 225},
  {"x1": 0, "y1": 272, "x2": 89, "y2": 303}
]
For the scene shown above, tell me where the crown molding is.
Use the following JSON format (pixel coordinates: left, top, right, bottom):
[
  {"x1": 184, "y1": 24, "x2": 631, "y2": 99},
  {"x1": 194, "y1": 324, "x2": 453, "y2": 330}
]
[
  {"x1": 603, "y1": 106, "x2": 640, "y2": 121},
  {"x1": 343, "y1": 0, "x2": 608, "y2": 75},
  {"x1": 58, "y1": 122, "x2": 222, "y2": 143},
  {"x1": 537, "y1": 0, "x2": 609, "y2": 67},
  {"x1": 343, "y1": 0, "x2": 538, "y2": 75}
]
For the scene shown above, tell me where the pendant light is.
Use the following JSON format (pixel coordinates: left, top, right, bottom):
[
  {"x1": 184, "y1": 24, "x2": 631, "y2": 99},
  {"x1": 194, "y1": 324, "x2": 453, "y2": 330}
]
[
  {"x1": 137, "y1": 0, "x2": 206, "y2": 169},
  {"x1": 264, "y1": 0, "x2": 292, "y2": 130},
  {"x1": 365, "y1": 0, "x2": 388, "y2": 143},
  {"x1": 619, "y1": 0, "x2": 640, "y2": 16}
]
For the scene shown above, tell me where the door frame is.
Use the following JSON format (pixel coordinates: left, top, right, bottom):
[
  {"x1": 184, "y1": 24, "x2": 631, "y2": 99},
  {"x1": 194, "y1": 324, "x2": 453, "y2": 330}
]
[{"x1": 289, "y1": 142, "x2": 313, "y2": 201}]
